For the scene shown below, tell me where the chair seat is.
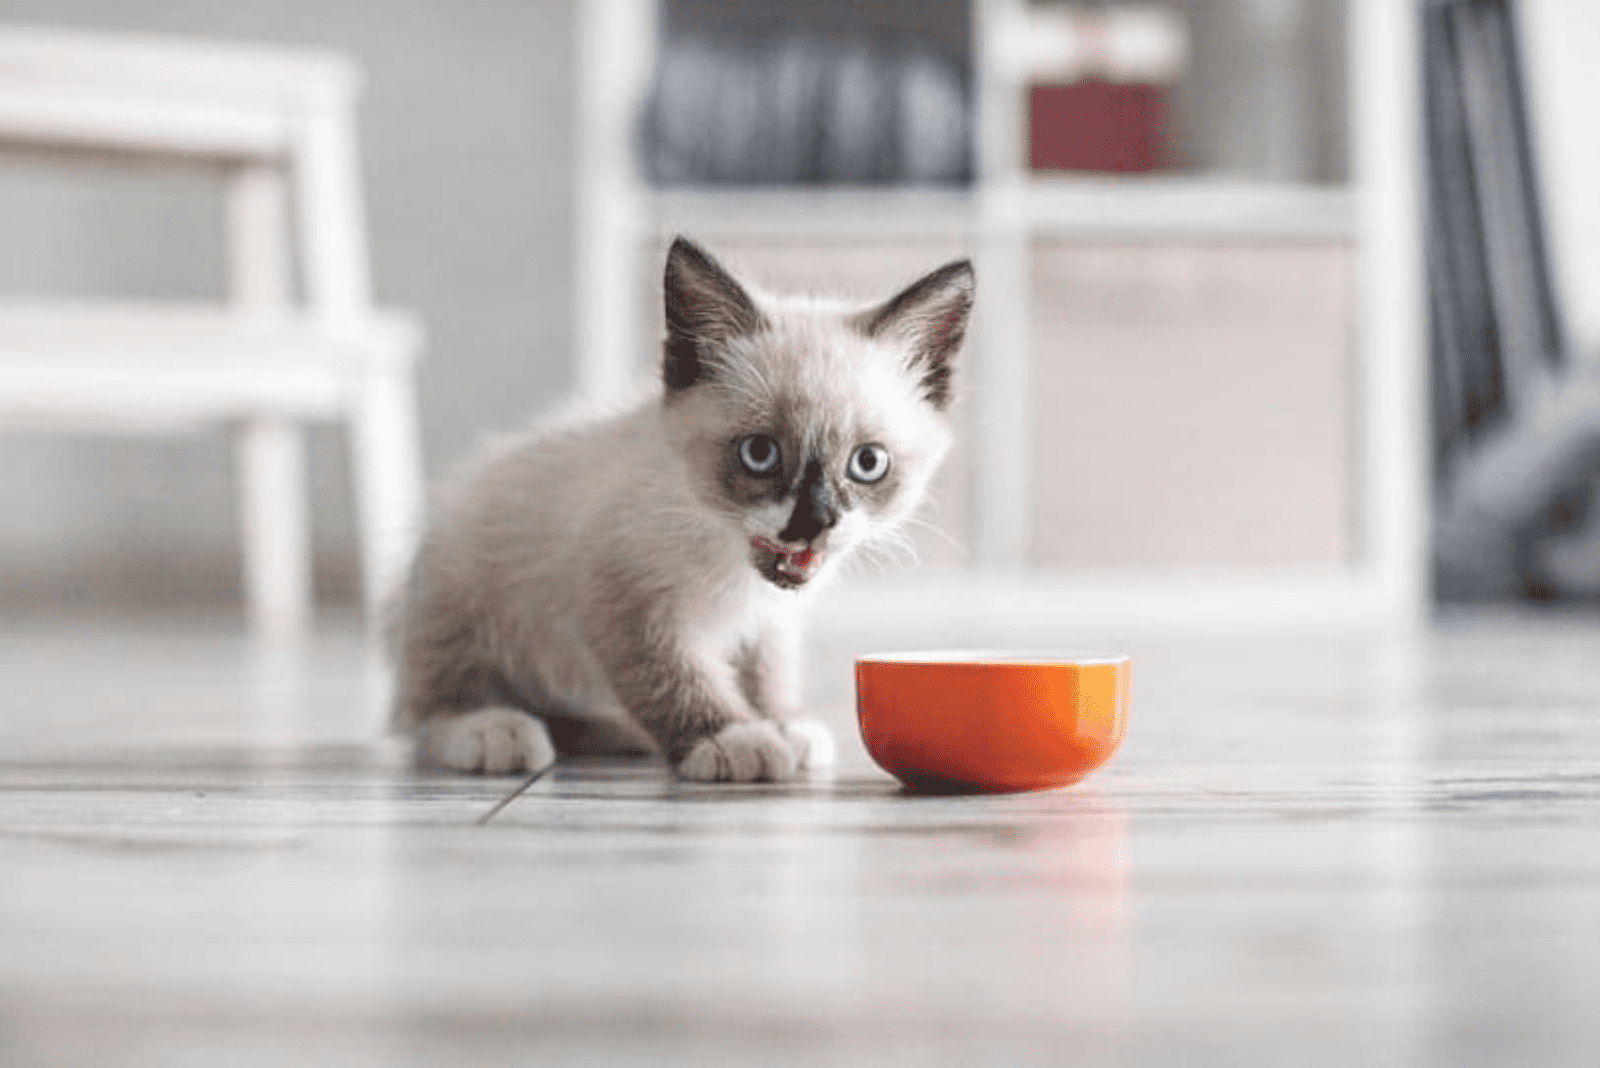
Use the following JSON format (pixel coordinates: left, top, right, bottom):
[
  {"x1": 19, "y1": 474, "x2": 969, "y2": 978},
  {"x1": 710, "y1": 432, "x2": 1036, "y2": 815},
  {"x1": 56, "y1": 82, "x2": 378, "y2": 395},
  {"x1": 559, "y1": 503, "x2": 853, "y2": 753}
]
[{"x1": 0, "y1": 301, "x2": 420, "y2": 429}]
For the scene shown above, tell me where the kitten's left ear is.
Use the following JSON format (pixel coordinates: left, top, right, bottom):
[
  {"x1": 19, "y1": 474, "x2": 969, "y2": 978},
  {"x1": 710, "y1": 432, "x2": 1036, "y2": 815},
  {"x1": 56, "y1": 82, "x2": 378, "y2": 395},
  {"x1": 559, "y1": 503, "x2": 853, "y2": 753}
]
[
  {"x1": 662, "y1": 236, "x2": 767, "y2": 393},
  {"x1": 856, "y1": 258, "x2": 975, "y2": 411}
]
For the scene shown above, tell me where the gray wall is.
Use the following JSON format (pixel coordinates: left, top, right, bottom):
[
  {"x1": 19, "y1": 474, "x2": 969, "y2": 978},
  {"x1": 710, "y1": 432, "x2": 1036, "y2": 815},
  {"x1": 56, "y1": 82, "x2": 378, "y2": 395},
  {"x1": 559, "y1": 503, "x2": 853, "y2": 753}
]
[{"x1": 0, "y1": 0, "x2": 576, "y2": 609}]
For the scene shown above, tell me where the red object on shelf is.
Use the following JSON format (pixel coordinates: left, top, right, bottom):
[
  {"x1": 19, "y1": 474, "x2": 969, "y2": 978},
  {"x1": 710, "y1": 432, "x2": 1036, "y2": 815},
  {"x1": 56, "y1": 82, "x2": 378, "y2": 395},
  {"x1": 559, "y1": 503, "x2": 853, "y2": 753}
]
[{"x1": 1029, "y1": 79, "x2": 1168, "y2": 173}]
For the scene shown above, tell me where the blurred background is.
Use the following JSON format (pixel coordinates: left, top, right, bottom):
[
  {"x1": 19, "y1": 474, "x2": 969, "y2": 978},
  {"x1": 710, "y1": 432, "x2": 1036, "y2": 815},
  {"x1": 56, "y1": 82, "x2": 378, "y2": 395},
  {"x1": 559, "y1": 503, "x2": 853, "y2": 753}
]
[{"x1": 1, "y1": 0, "x2": 1598, "y2": 624}]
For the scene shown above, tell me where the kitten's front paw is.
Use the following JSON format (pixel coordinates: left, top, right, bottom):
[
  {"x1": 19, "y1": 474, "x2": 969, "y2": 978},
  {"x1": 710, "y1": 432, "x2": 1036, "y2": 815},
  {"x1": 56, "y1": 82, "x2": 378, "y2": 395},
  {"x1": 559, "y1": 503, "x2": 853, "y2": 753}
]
[
  {"x1": 418, "y1": 707, "x2": 555, "y2": 775},
  {"x1": 678, "y1": 721, "x2": 801, "y2": 783},
  {"x1": 780, "y1": 718, "x2": 836, "y2": 770}
]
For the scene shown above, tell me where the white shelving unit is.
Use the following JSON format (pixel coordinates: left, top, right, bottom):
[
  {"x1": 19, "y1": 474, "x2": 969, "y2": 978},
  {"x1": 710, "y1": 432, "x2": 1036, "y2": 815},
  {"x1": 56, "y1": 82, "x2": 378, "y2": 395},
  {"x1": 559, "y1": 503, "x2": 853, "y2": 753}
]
[{"x1": 572, "y1": 0, "x2": 1425, "y2": 632}]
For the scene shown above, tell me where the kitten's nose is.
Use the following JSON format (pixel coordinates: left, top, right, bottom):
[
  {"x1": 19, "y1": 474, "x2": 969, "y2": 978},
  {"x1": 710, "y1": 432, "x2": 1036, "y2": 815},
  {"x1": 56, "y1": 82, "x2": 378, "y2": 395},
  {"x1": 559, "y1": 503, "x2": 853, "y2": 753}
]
[{"x1": 778, "y1": 460, "x2": 839, "y2": 544}]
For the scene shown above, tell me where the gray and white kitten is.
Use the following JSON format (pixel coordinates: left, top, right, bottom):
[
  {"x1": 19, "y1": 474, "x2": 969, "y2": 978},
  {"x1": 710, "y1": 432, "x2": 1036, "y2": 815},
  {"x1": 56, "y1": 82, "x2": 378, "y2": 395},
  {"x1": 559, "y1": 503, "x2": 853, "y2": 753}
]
[{"x1": 390, "y1": 237, "x2": 974, "y2": 782}]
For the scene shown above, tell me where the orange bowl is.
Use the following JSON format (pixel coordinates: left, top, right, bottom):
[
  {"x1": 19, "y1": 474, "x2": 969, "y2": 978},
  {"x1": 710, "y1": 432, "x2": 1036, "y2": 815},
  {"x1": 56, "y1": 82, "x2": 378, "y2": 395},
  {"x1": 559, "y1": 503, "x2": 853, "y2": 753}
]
[{"x1": 856, "y1": 652, "x2": 1131, "y2": 793}]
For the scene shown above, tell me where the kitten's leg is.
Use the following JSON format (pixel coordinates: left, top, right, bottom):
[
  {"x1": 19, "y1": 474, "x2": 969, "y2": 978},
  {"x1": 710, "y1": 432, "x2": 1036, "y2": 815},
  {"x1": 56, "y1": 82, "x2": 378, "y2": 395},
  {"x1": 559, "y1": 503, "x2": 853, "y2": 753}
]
[
  {"x1": 593, "y1": 614, "x2": 805, "y2": 782},
  {"x1": 392, "y1": 596, "x2": 555, "y2": 775},
  {"x1": 779, "y1": 719, "x2": 837, "y2": 771},
  {"x1": 735, "y1": 620, "x2": 836, "y2": 771},
  {"x1": 676, "y1": 720, "x2": 805, "y2": 782},
  {"x1": 415, "y1": 707, "x2": 556, "y2": 775}
]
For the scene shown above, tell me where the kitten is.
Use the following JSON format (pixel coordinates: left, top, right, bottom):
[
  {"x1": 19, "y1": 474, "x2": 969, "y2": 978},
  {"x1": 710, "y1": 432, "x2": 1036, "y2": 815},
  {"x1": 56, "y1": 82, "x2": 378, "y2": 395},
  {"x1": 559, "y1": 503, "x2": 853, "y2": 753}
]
[{"x1": 390, "y1": 237, "x2": 973, "y2": 782}]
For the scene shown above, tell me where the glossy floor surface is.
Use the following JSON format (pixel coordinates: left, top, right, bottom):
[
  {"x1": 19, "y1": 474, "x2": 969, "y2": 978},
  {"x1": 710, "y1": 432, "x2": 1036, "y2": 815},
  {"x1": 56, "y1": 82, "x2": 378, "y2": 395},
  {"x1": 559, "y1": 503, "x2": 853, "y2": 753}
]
[{"x1": 3, "y1": 609, "x2": 1598, "y2": 1067}]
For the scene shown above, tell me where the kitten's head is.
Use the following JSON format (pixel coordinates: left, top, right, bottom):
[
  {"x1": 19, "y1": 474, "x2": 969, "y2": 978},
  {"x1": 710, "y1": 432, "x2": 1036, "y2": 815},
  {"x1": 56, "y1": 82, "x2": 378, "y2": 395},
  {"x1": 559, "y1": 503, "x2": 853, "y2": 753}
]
[{"x1": 659, "y1": 236, "x2": 974, "y2": 590}]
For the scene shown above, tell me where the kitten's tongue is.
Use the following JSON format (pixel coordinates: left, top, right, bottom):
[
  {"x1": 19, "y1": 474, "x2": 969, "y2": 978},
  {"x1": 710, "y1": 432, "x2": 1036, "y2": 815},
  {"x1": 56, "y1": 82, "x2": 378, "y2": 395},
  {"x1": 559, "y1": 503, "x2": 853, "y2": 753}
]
[{"x1": 753, "y1": 537, "x2": 816, "y2": 577}]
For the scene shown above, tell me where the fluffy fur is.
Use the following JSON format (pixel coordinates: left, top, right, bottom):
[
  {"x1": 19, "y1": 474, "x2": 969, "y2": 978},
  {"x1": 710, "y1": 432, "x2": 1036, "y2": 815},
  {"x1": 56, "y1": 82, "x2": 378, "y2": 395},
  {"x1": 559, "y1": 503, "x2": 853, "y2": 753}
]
[{"x1": 390, "y1": 237, "x2": 974, "y2": 782}]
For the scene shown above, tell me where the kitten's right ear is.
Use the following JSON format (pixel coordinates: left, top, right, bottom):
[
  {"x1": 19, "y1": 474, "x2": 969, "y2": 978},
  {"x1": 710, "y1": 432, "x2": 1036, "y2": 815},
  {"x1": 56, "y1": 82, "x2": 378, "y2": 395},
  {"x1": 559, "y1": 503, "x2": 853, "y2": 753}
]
[
  {"x1": 856, "y1": 258, "x2": 975, "y2": 411},
  {"x1": 662, "y1": 236, "x2": 766, "y2": 392}
]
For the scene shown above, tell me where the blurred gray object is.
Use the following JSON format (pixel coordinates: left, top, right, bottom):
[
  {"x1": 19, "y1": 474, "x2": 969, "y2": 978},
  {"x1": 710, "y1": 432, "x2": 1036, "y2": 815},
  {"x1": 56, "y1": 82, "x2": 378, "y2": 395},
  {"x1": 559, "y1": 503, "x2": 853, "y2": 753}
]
[
  {"x1": 638, "y1": 28, "x2": 970, "y2": 185},
  {"x1": 1426, "y1": 0, "x2": 1600, "y2": 601}
]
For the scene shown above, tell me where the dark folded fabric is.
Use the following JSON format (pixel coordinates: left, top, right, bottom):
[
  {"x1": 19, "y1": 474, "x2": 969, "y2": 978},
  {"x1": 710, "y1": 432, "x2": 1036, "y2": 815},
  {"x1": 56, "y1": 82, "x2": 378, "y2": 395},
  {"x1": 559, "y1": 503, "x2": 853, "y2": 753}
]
[
  {"x1": 638, "y1": 29, "x2": 971, "y2": 186},
  {"x1": 1425, "y1": 0, "x2": 1565, "y2": 463},
  {"x1": 1425, "y1": 0, "x2": 1600, "y2": 601}
]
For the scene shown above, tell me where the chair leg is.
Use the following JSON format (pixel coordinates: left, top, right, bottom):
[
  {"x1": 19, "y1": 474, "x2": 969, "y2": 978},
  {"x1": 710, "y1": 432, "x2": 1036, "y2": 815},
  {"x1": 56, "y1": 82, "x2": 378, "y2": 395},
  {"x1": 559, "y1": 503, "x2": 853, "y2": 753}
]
[
  {"x1": 351, "y1": 367, "x2": 425, "y2": 629},
  {"x1": 237, "y1": 419, "x2": 312, "y2": 638}
]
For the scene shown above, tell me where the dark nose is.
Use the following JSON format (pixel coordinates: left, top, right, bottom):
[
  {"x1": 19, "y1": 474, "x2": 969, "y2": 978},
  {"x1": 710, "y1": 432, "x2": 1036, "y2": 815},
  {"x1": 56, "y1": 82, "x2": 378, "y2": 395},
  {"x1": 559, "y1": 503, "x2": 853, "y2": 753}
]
[{"x1": 778, "y1": 460, "x2": 839, "y2": 543}]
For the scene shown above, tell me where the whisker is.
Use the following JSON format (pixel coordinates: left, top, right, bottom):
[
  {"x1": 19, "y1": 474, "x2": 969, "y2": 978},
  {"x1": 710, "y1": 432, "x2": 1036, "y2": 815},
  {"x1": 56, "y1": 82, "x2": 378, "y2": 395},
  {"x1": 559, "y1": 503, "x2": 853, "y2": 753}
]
[
  {"x1": 848, "y1": 542, "x2": 897, "y2": 578},
  {"x1": 643, "y1": 505, "x2": 741, "y2": 530},
  {"x1": 851, "y1": 527, "x2": 920, "y2": 573},
  {"x1": 864, "y1": 523, "x2": 922, "y2": 568},
  {"x1": 900, "y1": 513, "x2": 967, "y2": 554}
]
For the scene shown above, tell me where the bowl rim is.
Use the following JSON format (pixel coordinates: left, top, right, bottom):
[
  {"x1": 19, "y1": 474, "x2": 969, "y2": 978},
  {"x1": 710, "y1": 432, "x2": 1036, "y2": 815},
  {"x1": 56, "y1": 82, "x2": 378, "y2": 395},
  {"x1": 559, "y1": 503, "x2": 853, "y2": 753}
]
[{"x1": 856, "y1": 650, "x2": 1131, "y2": 666}]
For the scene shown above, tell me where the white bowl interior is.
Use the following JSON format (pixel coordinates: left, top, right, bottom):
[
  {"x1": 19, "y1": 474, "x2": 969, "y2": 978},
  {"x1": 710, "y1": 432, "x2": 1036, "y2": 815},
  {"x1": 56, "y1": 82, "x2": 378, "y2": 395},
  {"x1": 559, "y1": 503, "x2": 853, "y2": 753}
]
[{"x1": 856, "y1": 650, "x2": 1130, "y2": 666}]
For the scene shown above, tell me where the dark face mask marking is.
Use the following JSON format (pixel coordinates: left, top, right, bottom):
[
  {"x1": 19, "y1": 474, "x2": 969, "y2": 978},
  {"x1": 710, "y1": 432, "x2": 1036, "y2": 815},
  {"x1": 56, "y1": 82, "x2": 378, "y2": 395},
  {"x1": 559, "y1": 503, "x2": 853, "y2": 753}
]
[{"x1": 778, "y1": 459, "x2": 840, "y2": 544}]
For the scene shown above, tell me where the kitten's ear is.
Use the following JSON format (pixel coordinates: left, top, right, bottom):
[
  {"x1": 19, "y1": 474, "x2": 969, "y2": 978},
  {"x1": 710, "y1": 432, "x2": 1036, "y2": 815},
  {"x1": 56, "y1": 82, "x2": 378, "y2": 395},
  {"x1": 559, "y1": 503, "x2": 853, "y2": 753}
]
[
  {"x1": 662, "y1": 236, "x2": 766, "y2": 392},
  {"x1": 856, "y1": 258, "x2": 975, "y2": 411}
]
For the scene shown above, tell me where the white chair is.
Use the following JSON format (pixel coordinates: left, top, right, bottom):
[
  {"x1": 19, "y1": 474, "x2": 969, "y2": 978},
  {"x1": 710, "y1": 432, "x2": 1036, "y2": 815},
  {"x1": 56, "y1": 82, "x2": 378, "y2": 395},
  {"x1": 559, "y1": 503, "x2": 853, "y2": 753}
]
[{"x1": 0, "y1": 25, "x2": 425, "y2": 636}]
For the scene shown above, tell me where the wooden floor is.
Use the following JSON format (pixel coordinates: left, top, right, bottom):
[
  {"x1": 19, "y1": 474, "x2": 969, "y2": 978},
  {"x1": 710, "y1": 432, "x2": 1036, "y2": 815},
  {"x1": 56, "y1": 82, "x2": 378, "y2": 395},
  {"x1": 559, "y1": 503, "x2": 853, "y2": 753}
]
[{"x1": 2, "y1": 607, "x2": 1598, "y2": 1067}]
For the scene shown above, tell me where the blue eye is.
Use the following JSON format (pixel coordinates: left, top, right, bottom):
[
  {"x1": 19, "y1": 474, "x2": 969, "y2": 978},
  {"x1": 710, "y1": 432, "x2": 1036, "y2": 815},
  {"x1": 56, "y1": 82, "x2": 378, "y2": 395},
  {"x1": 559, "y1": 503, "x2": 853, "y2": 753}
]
[
  {"x1": 738, "y1": 434, "x2": 780, "y2": 475},
  {"x1": 848, "y1": 443, "x2": 890, "y2": 483}
]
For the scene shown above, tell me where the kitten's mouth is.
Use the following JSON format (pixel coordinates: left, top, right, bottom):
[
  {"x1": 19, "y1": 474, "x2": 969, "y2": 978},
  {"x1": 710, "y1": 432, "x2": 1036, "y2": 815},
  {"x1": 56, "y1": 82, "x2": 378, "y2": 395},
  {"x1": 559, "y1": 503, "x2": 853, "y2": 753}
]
[{"x1": 751, "y1": 537, "x2": 823, "y2": 588}]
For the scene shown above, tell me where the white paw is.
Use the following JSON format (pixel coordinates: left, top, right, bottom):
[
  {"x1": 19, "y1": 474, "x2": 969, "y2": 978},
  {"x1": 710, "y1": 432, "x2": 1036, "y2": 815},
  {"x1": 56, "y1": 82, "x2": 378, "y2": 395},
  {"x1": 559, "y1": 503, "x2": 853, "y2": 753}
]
[
  {"x1": 678, "y1": 721, "x2": 801, "y2": 783},
  {"x1": 419, "y1": 707, "x2": 555, "y2": 775},
  {"x1": 781, "y1": 718, "x2": 836, "y2": 770}
]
